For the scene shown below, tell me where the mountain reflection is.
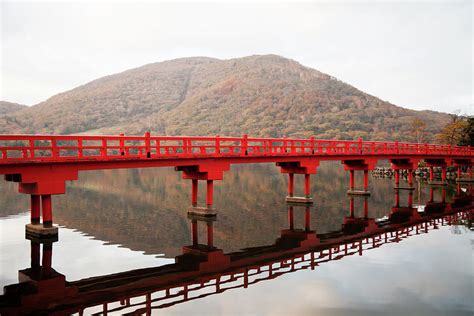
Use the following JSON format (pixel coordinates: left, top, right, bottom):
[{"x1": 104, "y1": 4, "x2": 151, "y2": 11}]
[
  {"x1": 0, "y1": 187, "x2": 471, "y2": 315},
  {"x1": 0, "y1": 163, "x2": 461, "y2": 256}
]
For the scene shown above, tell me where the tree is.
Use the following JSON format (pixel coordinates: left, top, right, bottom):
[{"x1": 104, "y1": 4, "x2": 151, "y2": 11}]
[
  {"x1": 437, "y1": 114, "x2": 469, "y2": 145},
  {"x1": 410, "y1": 118, "x2": 427, "y2": 143},
  {"x1": 458, "y1": 116, "x2": 474, "y2": 146}
]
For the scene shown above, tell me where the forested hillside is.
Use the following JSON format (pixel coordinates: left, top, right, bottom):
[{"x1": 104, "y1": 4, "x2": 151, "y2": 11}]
[{"x1": 0, "y1": 55, "x2": 449, "y2": 141}]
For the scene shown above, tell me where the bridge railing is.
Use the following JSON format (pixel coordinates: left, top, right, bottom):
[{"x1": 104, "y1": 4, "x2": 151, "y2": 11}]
[{"x1": 0, "y1": 133, "x2": 472, "y2": 162}]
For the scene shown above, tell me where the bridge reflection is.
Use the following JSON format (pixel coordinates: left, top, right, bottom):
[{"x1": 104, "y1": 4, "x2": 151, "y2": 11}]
[{"x1": 0, "y1": 187, "x2": 472, "y2": 315}]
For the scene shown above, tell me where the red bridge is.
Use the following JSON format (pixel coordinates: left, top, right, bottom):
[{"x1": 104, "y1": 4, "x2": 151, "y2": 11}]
[{"x1": 1, "y1": 133, "x2": 473, "y2": 237}]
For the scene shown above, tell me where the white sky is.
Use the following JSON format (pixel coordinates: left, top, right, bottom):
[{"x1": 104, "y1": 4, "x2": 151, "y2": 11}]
[{"x1": 0, "y1": 0, "x2": 472, "y2": 114}]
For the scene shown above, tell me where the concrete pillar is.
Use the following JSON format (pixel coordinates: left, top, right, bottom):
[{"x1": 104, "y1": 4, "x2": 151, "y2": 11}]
[
  {"x1": 288, "y1": 206, "x2": 294, "y2": 230},
  {"x1": 191, "y1": 220, "x2": 198, "y2": 246},
  {"x1": 41, "y1": 195, "x2": 52, "y2": 227},
  {"x1": 207, "y1": 222, "x2": 213, "y2": 248},
  {"x1": 288, "y1": 173, "x2": 294, "y2": 197},
  {"x1": 395, "y1": 169, "x2": 400, "y2": 186},
  {"x1": 305, "y1": 207, "x2": 310, "y2": 231},
  {"x1": 304, "y1": 174, "x2": 311, "y2": 198},
  {"x1": 191, "y1": 179, "x2": 198, "y2": 207},
  {"x1": 363, "y1": 170, "x2": 369, "y2": 191},
  {"x1": 30, "y1": 195, "x2": 41, "y2": 224},
  {"x1": 349, "y1": 170, "x2": 355, "y2": 190},
  {"x1": 206, "y1": 180, "x2": 214, "y2": 208}
]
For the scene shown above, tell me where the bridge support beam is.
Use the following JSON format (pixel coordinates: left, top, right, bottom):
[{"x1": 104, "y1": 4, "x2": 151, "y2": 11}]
[
  {"x1": 187, "y1": 213, "x2": 216, "y2": 249},
  {"x1": 284, "y1": 204, "x2": 313, "y2": 231},
  {"x1": 279, "y1": 204, "x2": 319, "y2": 248},
  {"x1": 22, "y1": 188, "x2": 64, "y2": 238},
  {"x1": 176, "y1": 163, "x2": 230, "y2": 217},
  {"x1": 343, "y1": 197, "x2": 376, "y2": 235},
  {"x1": 390, "y1": 159, "x2": 418, "y2": 190},
  {"x1": 30, "y1": 195, "x2": 41, "y2": 224},
  {"x1": 277, "y1": 159, "x2": 319, "y2": 205},
  {"x1": 426, "y1": 159, "x2": 450, "y2": 186},
  {"x1": 454, "y1": 159, "x2": 474, "y2": 183},
  {"x1": 343, "y1": 159, "x2": 377, "y2": 196},
  {"x1": 4, "y1": 167, "x2": 79, "y2": 238}
]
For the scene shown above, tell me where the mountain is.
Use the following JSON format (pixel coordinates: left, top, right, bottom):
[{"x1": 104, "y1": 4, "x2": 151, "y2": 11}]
[
  {"x1": 0, "y1": 55, "x2": 449, "y2": 141},
  {"x1": 0, "y1": 101, "x2": 28, "y2": 115}
]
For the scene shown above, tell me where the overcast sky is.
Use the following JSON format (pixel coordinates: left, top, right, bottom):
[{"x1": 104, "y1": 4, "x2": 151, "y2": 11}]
[{"x1": 1, "y1": 0, "x2": 472, "y2": 114}]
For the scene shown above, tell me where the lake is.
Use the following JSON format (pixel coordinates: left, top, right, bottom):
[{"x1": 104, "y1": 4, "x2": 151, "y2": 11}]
[{"x1": 0, "y1": 161, "x2": 472, "y2": 315}]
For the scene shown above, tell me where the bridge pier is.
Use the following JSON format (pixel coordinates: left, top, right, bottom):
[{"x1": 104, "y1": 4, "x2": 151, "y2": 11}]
[
  {"x1": 279, "y1": 204, "x2": 318, "y2": 248},
  {"x1": 426, "y1": 159, "x2": 450, "y2": 186},
  {"x1": 343, "y1": 197, "x2": 376, "y2": 235},
  {"x1": 188, "y1": 213, "x2": 216, "y2": 248},
  {"x1": 425, "y1": 187, "x2": 449, "y2": 214},
  {"x1": 454, "y1": 159, "x2": 474, "y2": 183},
  {"x1": 343, "y1": 159, "x2": 377, "y2": 196},
  {"x1": 277, "y1": 160, "x2": 319, "y2": 205},
  {"x1": 286, "y1": 205, "x2": 311, "y2": 231},
  {"x1": 390, "y1": 159, "x2": 418, "y2": 190},
  {"x1": 176, "y1": 163, "x2": 230, "y2": 217},
  {"x1": 25, "y1": 194, "x2": 58, "y2": 237},
  {"x1": 4, "y1": 167, "x2": 78, "y2": 238}
]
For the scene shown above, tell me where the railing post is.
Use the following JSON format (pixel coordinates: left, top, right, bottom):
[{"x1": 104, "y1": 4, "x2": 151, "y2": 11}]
[
  {"x1": 145, "y1": 131, "x2": 151, "y2": 158},
  {"x1": 101, "y1": 138, "x2": 106, "y2": 157},
  {"x1": 120, "y1": 133, "x2": 125, "y2": 156},
  {"x1": 51, "y1": 138, "x2": 58, "y2": 158},
  {"x1": 78, "y1": 139, "x2": 83, "y2": 158},
  {"x1": 242, "y1": 134, "x2": 248, "y2": 156},
  {"x1": 395, "y1": 141, "x2": 399, "y2": 154},
  {"x1": 183, "y1": 138, "x2": 188, "y2": 156},
  {"x1": 310, "y1": 136, "x2": 315, "y2": 154},
  {"x1": 29, "y1": 139, "x2": 35, "y2": 158},
  {"x1": 215, "y1": 135, "x2": 220, "y2": 155},
  {"x1": 358, "y1": 138, "x2": 362, "y2": 154}
]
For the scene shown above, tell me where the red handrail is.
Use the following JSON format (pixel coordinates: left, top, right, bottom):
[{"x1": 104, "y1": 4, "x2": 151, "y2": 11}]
[{"x1": 0, "y1": 133, "x2": 472, "y2": 162}]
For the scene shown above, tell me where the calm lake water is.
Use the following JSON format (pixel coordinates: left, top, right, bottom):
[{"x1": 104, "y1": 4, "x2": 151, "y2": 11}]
[{"x1": 0, "y1": 161, "x2": 472, "y2": 315}]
